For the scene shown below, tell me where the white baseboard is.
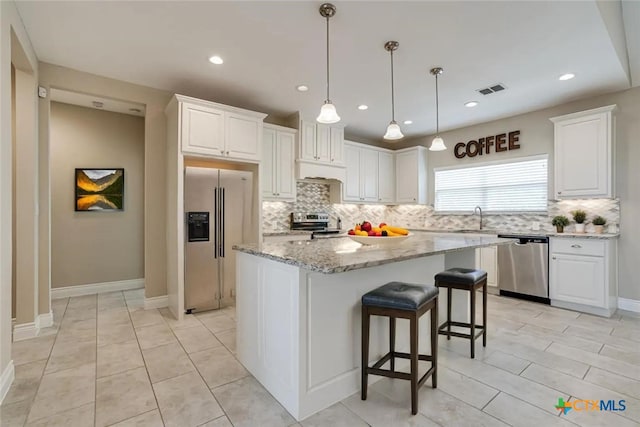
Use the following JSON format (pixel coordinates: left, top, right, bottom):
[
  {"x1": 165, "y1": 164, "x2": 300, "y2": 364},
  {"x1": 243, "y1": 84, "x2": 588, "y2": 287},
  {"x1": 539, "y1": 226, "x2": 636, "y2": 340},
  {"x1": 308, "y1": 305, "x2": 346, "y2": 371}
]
[
  {"x1": 144, "y1": 295, "x2": 168, "y2": 310},
  {"x1": 36, "y1": 311, "x2": 54, "y2": 329},
  {"x1": 0, "y1": 361, "x2": 15, "y2": 405},
  {"x1": 13, "y1": 322, "x2": 39, "y2": 342},
  {"x1": 618, "y1": 297, "x2": 640, "y2": 313},
  {"x1": 51, "y1": 278, "x2": 144, "y2": 299}
]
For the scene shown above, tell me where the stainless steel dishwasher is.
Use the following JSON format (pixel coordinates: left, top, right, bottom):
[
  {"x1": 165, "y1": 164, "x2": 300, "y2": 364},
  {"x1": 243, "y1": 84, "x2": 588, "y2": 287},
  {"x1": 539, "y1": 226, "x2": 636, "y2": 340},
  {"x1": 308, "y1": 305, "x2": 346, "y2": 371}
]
[{"x1": 497, "y1": 235, "x2": 549, "y2": 304}]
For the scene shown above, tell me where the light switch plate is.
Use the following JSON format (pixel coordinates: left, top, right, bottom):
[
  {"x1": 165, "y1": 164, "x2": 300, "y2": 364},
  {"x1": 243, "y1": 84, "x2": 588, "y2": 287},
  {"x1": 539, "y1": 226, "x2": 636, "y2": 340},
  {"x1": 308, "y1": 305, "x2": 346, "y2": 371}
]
[{"x1": 38, "y1": 86, "x2": 47, "y2": 98}]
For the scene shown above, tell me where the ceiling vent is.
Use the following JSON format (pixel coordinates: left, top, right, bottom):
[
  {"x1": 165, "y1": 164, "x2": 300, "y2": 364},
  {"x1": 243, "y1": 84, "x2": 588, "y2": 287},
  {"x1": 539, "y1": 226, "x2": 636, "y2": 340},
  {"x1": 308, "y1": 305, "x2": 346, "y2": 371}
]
[{"x1": 477, "y1": 84, "x2": 506, "y2": 95}]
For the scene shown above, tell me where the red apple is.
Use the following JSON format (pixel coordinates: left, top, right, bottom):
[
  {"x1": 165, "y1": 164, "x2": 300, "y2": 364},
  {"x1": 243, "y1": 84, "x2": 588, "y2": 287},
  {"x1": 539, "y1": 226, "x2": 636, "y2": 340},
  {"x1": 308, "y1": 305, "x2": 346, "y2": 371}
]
[
  {"x1": 347, "y1": 229, "x2": 355, "y2": 235},
  {"x1": 361, "y1": 221, "x2": 372, "y2": 232},
  {"x1": 367, "y1": 230, "x2": 376, "y2": 236},
  {"x1": 379, "y1": 222, "x2": 387, "y2": 228}
]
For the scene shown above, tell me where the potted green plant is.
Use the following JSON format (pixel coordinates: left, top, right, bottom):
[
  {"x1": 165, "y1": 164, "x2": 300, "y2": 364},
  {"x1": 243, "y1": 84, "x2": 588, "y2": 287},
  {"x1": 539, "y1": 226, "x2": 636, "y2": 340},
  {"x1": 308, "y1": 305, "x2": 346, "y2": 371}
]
[
  {"x1": 552, "y1": 215, "x2": 570, "y2": 233},
  {"x1": 572, "y1": 209, "x2": 587, "y2": 233},
  {"x1": 592, "y1": 215, "x2": 607, "y2": 234}
]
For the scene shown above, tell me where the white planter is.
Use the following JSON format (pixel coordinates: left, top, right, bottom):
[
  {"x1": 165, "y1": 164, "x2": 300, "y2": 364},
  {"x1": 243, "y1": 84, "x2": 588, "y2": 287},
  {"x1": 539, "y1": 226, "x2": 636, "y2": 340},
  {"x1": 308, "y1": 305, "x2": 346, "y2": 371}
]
[
  {"x1": 575, "y1": 223, "x2": 586, "y2": 233},
  {"x1": 594, "y1": 225, "x2": 604, "y2": 234}
]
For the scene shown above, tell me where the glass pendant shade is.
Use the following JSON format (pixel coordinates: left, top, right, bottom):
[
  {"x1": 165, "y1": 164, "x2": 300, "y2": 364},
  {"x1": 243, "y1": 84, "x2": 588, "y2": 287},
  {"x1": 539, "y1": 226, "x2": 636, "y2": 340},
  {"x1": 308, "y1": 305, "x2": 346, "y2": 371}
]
[
  {"x1": 316, "y1": 101, "x2": 341, "y2": 124},
  {"x1": 383, "y1": 121, "x2": 404, "y2": 140},
  {"x1": 429, "y1": 136, "x2": 447, "y2": 151}
]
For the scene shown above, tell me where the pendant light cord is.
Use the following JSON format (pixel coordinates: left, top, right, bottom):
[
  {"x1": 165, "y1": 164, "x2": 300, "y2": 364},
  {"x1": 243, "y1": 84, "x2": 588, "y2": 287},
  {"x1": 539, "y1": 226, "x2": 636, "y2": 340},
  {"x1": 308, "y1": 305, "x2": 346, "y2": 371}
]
[
  {"x1": 435, "y1": 72, "x2": 439, "y2": 133},
  {"x1": 325, "y1": 16, "x2": 330, "y2": 101},
  {"x1": 390, "y1": 49, "x2": 395, "y2": 122}
]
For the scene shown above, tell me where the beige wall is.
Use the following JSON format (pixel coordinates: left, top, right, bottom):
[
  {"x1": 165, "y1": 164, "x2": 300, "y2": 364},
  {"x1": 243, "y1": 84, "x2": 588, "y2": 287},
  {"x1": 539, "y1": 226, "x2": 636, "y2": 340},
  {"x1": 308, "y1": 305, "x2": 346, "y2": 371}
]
[
  {"x1": 39, "y1": 63, "x2": 172, "y2": 299},
  {"x1": 396, "y1": 86, "x2": 640, "y2": 301},
  {"x1": 50, "y1": 102, "x2": 144, "y2": 287}
]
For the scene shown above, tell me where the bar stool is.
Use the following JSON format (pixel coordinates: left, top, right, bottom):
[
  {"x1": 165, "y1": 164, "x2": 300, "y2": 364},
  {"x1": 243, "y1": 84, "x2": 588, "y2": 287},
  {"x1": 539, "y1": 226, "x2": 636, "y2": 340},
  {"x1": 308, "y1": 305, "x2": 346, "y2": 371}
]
[
  {"x1": 361, "y1": 281, "x2": 439, "y2": 415},
  {"x1": 435, "y1": 268, "x2": 487, "y2": 358}
]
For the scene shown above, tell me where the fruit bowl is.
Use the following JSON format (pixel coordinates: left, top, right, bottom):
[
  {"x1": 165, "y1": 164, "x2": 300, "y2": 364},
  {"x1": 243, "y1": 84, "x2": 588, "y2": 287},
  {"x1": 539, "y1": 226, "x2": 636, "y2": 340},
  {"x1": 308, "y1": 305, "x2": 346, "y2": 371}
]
[{"x1": 348, "y1": 233, "x2": 411, "y2": 246}]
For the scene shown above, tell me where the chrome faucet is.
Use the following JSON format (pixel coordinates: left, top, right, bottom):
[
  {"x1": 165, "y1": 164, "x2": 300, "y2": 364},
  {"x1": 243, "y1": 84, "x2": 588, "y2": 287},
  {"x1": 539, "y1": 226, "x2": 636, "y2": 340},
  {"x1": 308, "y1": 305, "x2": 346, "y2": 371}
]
[{"x1": 473, "y1": 206, "x2": 483, "y2": 230}]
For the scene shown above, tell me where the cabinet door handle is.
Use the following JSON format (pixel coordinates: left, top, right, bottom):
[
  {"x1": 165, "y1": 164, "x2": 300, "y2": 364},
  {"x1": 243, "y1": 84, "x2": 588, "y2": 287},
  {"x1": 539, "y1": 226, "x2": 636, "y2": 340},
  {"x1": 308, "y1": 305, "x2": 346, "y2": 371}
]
[
  {"x1": 220, "y1": 149, "x2": 225, "y2": 154},
  {"x1": 558, "y1": 191, "x2": 562, "y2": 195},
  {"x1": 226, "y1": 151, "x2": 230, "y2": 155},
  {"x1": 571, "y1": 244, "x2": 582, "y2": 248},
  {"x1": 331, "y1": 158, "x2": 334, "y2": 162},
  {"x1": 413, "y1": 198, "x2": 416, "y2": 201},
  {"x1": 552, "y1": 256, "x2": 557, "y2": 260}
]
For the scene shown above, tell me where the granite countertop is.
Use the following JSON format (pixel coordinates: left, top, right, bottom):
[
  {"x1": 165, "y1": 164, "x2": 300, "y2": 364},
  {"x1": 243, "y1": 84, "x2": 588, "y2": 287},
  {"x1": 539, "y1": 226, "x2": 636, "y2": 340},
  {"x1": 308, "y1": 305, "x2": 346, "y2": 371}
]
[
  {"x1": 263, "y1": 230, "x2": 312, "y2": 237},
  {"x1": 235, "y1": 231, "x2": 516, "y2": 274},
  {"x1": 546, "y1": 232, "x2": 619, "y2": 239},
  {"x1": 411, "y1": 228, "x2": 620, "y2": 240}
]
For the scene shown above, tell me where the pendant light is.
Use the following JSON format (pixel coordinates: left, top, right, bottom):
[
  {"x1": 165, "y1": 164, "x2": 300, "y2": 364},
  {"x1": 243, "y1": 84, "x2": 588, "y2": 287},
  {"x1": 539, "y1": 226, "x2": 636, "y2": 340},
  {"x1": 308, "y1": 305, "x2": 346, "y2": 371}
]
[
  {"x1": 383, "y1": 41, "x2": 403, "y2": 140},
  {"x1": 316, "y1": 3, "x2": 340, "y2": 124},
  {"x1": 429, "y1": 67, "x2": 447, "y2": 151}
]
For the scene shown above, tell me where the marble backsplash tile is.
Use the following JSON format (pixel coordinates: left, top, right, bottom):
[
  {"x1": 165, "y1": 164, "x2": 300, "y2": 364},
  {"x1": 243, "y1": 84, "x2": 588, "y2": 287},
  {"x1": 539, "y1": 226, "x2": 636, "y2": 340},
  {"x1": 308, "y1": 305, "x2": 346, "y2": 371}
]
[{"x1": 262, "y1": 181, "x2": 620, "y2": 234}]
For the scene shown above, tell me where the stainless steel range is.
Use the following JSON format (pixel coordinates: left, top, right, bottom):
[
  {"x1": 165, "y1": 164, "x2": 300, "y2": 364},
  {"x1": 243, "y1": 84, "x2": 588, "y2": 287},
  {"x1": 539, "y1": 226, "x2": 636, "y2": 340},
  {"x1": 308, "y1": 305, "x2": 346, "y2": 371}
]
[{"x1": 290, "y1": 212, "x2": 342, "y2": 239}]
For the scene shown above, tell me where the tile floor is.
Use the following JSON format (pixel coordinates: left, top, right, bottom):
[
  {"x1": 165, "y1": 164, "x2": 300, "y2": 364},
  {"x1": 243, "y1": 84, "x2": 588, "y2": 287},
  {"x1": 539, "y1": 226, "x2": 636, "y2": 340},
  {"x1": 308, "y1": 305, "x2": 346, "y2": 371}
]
[{"x1": 1, "y1": 289, "x2": 639, "y2": 426}]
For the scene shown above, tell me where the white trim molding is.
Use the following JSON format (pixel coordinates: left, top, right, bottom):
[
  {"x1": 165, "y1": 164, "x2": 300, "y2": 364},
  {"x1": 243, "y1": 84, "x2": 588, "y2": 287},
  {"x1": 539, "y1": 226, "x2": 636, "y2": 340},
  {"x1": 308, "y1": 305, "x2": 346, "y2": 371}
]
[
  {"x1": 51, "y1": 278, "x2": 144, "y2": 299},
  {"x1": 0, "y1": 361, "x2": 15, "y2": 405},
  {"x1": 12, "y1": 322, "x2": 39, "y2": 342},
  {"x1": 618, "y1": 297, "x2": 640, "y2": 313},
  {"x1": 36, "y1": 312, "x2": 54, "y2": 329},
  {"x1": 144, "y1": 295, "x2": 168, "y2": 310}
]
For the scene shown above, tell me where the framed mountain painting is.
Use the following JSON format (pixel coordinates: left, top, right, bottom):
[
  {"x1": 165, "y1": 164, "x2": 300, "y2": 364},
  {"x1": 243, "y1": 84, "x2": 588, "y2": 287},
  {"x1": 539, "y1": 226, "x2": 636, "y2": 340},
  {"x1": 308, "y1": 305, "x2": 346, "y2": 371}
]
[{"x1": 75, "y1": 168, "x2": 125, "y2": 211}]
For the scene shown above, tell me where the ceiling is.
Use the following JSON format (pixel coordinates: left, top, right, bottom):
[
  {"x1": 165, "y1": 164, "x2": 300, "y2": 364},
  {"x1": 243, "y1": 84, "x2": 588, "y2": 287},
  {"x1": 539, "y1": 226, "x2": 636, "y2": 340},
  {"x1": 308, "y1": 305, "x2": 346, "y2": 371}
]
[
  {"x1": 15, "y1": 1, "x2": 639, "y2": 143},
  {"x1": 50, "y1": 88, "x2": 146, "y2": 117}
]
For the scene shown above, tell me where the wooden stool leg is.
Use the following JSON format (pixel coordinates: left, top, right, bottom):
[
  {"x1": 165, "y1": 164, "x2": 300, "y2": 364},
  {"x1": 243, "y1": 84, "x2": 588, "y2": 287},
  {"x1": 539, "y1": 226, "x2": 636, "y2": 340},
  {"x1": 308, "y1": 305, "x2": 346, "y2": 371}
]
[
  {"x1": 389, "y1": 317, "x2": 396, "y2": 372},
  {"x1": 446, "y1": 287, "x2": 452, "y2": 340},
  {"x1": 470, "y1": 287, "x2": 476, "y2": 359},
  {"x1": 482, "y1": 281, "x2": 487, "y2": 347},
  {"x1": 431, "y1": 298, "x2": 438, "y2": 388},
  {"x1": 361, "y1": 305, "x2": 370, "y2": 400},
  {"x1": 410, "y1": 312, "x2": 419, "y2": 415}
]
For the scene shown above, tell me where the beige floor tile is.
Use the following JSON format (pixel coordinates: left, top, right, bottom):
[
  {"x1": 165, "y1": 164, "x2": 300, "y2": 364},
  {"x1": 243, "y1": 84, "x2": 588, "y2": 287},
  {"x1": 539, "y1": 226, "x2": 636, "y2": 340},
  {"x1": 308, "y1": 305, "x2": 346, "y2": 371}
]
[
  {"x1": 198, "y1": 313, "x2": 235, "y2": 334},
  {"x1": 11, "y1": 335, "x2": 55, "y2": 366},
  {"x1": 2, "y1": 359, "x2": 46, "y2": 405},
  {"x1": 439, "y1": 348, "x2": 568, "y2": 415},
  {"x1": 98, "y1": 322, "x2": 137, "y2": 346},
  {"x1": 0, "y1": 399, "x2": 32, "y2": 427},
  {"x1": 215, "y1": 329, "x2": 236, "y2": 354},
  {"x1": 27, "y1": 362, "x2": 95, "y2": 423},
  {"x1": 123, "y1": 288, "x2": 145, "y2": 300},
  {"x1": 159, "y1": 308, "x2": 201, "y2": 330},
  {"x1": 435, "y1": 365, "x2": 499, "y2": 409},
  {"x1": 343, "y1": 388, "x2": 462, "y2": 427},
  {"x1": 520, "y1": 363, "x2": 640, "y2": 424},
  {"x1": 483, "y1": 350, "x2": 531, "y2": 375},
  {"x1": 110, "y1": 409, "x2": 164, "y2": 427},
  {"x1": 154, "y1": 371, "x2": 224, "y2": 427},
  {"x1": 130, "y1": 309, "x2": 165, "y2": 329},
  {"x1": 546, "y1": 342, "x2": 640, "y2": 381},
  {"x1": 142, "y1": 342, "x2": 195, "y2": 383},
  {"x1": 584, "y1": 366, "x2": 640, "y2": 400},
  {"x1": 599, "y1": 344, "x2": 640, "y2": 365},
  {"x1": 97, "y1": 339, "x2": 145, "y2": 378},
  {"x1": 25, "y1": 402, "x2": 94, "y2": 427},
  {"x1": 45, "y1": 337, "x2": 96, "y2": 374},
  {"x1": 57, "y1": 317, "x2": 97, "y2": 342},
  {"x1": 212, "y1": 376, "x2": 294, "y2": 427},
  {"x1": 62, "y1": 306, "x2": 97, "y2": 322},
  {"x1": 173, "y1": 324, "x2": 222, "y2": 354},
  {"x1": 97, "y1": 306, "x2": 132, "y2": 326},
  {"x1": 96, "y1": 366, "x2": 157, "y2": 427},
  {"x1": 51, "y1": 297, "x2": 69, "y2": 313},
  {"x1": 67, "y1": 294, "x2": 97, "y2": 310},
  {"x1": 564, "y1": 325, "x2": 639, "y2": 353},
  {"x1": 220, "y1": 305, "x2": 236, "y2": 320},
  {"x1": 519, "y1": 323, "x2": 604, "y2": 353},
  {"x1": 611, "y1": 325, "x2": 640, "y2": 342},
  {"x1": 190, "y1": 346, "x2": 248, "y2": 389},
  {"x1": 199, "y1": 415, "x2": 234, "y2": 427},
  {"x1": 562, "y1": 397, "x2": 639, "y2": 427},
  {"x1": 301, "y1": 402, "x2": 367, "y2": 427},
  {"x1": 483, "y1": 392, "x2": 575, "y2": 427},
  {"x1": 135, "y1": 323, "x2": 177, "y2": 350},
  {"x1": 126, "y1": 298, "x2": 146, "y2": 311}
]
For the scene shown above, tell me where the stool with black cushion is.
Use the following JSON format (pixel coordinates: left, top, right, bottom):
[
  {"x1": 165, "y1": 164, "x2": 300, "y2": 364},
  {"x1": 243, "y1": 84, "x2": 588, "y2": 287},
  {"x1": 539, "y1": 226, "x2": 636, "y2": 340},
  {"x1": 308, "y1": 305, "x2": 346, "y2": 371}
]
[
  {"x1": 361, "y1": 282, "x2": 439, "y2": 415},
  {"x1": 435, "y1": 268, "x2": 487, "y2": 358}
]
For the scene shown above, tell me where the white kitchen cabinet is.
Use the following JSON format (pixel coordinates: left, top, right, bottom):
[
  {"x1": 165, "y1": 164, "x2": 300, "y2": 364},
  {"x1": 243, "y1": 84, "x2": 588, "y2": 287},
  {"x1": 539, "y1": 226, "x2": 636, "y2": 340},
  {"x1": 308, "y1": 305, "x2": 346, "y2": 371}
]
[
  {"x1": 476, "y1": 246, "x2": 498, "y2": 290},
  {"x1": 262, "y1": 124, "x2": 296, "y2": 200},
  {"x1": 343, "y1": 141, "x2": 381, "y2": 203},
  {"x1": 378, "y1": 151, "x2": 395, "y2": 203},
  {"x1": 395, "y1": 146, "x2": 428, "y2": 204},
  {"x1": 177, "y1": 94, "x2": 266, "y2": 161},
  {"x1": 298, "y1": 119, "x2": 345, "y2": 165},
  {"x1": 330, "y1": 127, "x2": 345, "y2": 164},
  {"x1": 550, "y1": 105, "x2": 616, "y2": 199},
  {"x1": 343, "y1": 144, "x2": 361, "y2": 201},
  {"x1": 549, "y1": 237, "x2": 617, "y2": 317}
]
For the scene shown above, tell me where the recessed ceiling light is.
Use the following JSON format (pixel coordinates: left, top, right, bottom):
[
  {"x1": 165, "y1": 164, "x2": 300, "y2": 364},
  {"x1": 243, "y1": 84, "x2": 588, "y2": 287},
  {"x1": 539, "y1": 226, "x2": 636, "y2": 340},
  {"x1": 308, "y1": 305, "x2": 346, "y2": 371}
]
[
  {"x1": 358, "y1": 105, "x2": 368, "y2": 110},
  {"x1": 208, "y1": 55, "x2": 224, "y2": 65},
  {"x1": 296, "y1": 85, "x2": 309, "y2": 92},
  {"x1": 559, "y1": 73, "x2": 575, "y2": 81},
  {"x1": 403, "y1": 120, "x2": 413, "y2": 125},
  {"x1": 465, "y1": 101, "x2": 479, "y2": 107}
]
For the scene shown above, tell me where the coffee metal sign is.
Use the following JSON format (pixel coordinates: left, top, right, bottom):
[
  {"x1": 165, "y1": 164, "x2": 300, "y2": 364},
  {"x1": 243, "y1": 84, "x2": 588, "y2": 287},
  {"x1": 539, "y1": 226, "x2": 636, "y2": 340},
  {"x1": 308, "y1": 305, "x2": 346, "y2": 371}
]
[{"x1": 454, "y1": 130, "x2": 521, "y2": 159}]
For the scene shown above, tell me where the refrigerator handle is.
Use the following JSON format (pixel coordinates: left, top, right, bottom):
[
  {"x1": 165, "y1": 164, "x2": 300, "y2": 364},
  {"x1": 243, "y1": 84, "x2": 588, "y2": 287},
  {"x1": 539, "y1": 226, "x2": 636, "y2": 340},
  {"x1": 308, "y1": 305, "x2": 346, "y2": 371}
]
[
  {"x1": 213, "y1": 188, "x2": 218, "y2": 259},
  {"x1": 221, "y1": 187, "x2": 225, "y2": 258}
]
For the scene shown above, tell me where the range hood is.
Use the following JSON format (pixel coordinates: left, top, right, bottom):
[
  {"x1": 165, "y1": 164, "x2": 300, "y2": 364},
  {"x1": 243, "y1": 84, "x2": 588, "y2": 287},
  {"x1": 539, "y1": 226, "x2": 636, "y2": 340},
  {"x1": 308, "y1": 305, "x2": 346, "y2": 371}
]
[{"x1": 296, "y1": 159, "x2": 346, "y2": 182}]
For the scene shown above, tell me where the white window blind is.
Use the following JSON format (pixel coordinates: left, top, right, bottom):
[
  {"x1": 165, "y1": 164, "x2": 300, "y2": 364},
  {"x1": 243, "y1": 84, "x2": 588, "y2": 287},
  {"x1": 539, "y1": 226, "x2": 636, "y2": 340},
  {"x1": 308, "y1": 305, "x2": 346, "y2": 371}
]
[{"x1": 434, "y1": 156, "x2": 548, "y2": 213}]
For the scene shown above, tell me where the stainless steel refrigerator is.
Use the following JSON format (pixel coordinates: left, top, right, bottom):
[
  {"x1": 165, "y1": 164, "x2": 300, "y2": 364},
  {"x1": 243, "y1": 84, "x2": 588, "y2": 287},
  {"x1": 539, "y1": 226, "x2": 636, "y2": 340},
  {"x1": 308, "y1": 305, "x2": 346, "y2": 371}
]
[{"x1": 184, "y1": 166, "x2": 255, "y2": 313}]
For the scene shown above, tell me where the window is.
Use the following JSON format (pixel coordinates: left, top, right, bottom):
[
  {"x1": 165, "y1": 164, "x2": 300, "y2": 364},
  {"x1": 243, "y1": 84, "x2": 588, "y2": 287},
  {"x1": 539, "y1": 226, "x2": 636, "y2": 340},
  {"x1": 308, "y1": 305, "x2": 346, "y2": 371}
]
[{"x1": 434, "y1": 155, "x2": 548, "y2": 213}]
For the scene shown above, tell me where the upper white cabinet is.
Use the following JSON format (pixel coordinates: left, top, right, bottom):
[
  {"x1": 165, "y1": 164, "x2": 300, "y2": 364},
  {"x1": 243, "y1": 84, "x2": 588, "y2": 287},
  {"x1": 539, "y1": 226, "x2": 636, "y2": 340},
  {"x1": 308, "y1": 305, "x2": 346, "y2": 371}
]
[
  {"x1": 173, "y1": 95, "x2": 267, "y2": 162},
  {"x1": 550, "y1": 105, "x2": 616, "y2": 199},
  {"x1": 395, "y1": 146, "x2": 428, "y2": 204},
  {"x1": 298, "y1": 120, "x2": 345, "y2": 165},
  {"x1": 343, "y1": 142, "x2": 379, "y2": 202},
  {"x1": 378, "y1": 151, "x2": 395, "y2": 203},
  {"x1": 549, "y1": 237, "x2": 617, "y2": 317},
  {"x1": 262, "y1": 124, "x2": 296, "y2": 200}
]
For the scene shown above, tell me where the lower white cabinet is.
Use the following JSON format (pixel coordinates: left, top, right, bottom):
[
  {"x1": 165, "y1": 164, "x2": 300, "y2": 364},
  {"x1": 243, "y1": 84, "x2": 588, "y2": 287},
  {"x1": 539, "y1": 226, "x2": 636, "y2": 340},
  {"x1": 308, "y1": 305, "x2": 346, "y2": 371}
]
[
  {"x1": 476, "y1": 246, "x2": 498, "y2": 290},
  {"x1": 549, "y1": 237, "x2": 617, "y2": 317},
  {"x1": 262, "y1": 125, "x2": 296, "y2": 200}
]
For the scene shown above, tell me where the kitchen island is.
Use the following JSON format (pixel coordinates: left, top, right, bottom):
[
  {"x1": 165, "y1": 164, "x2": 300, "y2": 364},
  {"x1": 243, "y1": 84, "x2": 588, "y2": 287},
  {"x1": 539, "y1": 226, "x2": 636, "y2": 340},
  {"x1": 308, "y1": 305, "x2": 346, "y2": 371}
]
[{"x1": 233, "y1": 232, "x2": 514, "y2": 421}]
